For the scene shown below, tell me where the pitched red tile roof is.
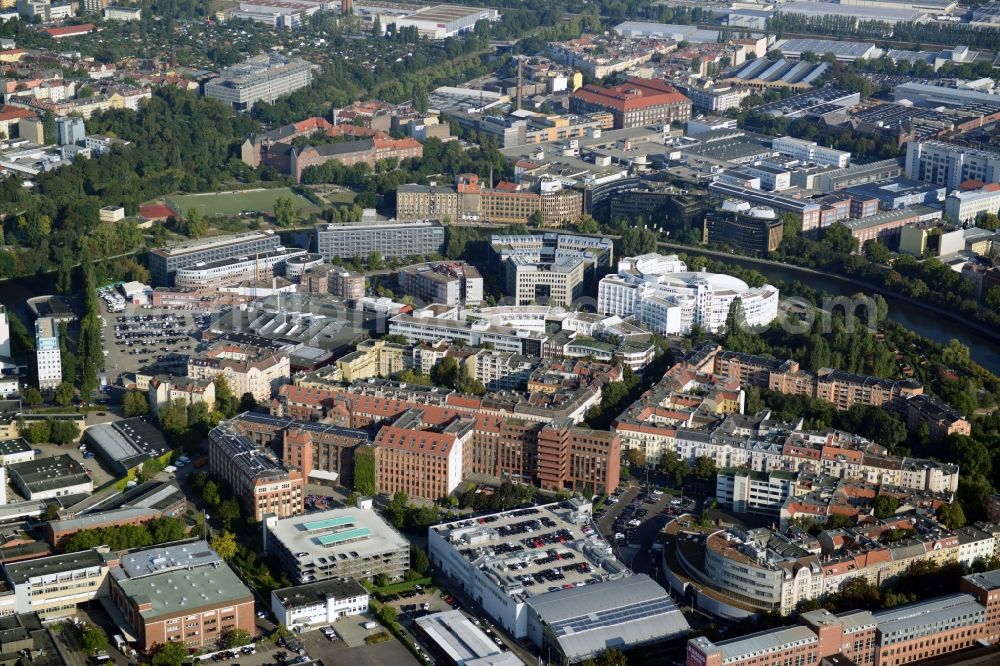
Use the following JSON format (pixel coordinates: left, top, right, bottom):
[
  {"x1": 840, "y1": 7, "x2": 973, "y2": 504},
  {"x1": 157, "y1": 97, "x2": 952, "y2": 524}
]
[
  {"x1": 42, "y1": 24, "x2": 96, "y2": 38},
  {"x1": 571, "y1": 78, "x2": 690, "y2": 113}
]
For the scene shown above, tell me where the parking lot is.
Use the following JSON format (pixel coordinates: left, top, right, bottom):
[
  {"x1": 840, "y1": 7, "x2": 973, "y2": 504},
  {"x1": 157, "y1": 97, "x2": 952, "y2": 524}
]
[
  {"x1": 102, "y1": 305, "x2": 210, "y2": 383},
  {"x1": 595, "y1": 485, "x2": 696, "y2": 577}
]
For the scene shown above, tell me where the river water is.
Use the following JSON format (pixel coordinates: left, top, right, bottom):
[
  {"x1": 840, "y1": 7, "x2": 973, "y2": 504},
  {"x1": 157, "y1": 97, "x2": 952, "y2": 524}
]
[{"x1": 686, "y1": 252, "x2": 1000, "y2": 375}]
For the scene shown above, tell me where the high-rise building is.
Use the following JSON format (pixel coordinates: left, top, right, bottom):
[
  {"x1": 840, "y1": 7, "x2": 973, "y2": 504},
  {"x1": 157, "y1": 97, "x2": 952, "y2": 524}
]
[
  {"x1": 204, "y1": 53, "x2": 313, "y2": 111},
  {"x1": 314, "y1": 220, "x2": 445, "y2": 261},
  {"x1": 54, "y1": 116, "x2": 85, "y2": 146},
  {"x1": 906, "y1": 140, "x2": 1000, "y2": 190},
  {"x1": 0, "y1": 305, "x2": 10, "y2": 359},
  {"x1": 34, "y1": 317, "x2": 61, "y2": 390}
]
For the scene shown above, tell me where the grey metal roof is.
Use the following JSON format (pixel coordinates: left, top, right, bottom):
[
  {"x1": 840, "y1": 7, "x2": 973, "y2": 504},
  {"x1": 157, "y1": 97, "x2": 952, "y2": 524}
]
[
  {"x1": 706, "y1": 625, "x2": 818, "y2": 661},
  {"x1": 526, "y1": 575, "x2": 690, "y2": 662},
  {"x1": 414, "y1": 610, "x2": 521, "y2": 666},
  {"x1": 874, "y1": 593, "x2": 984, "y2": 640},
  {"x1": 4, "y1": 548, "x2": 107, "y2": 585},
  {"x1": 963, "y1": 568, "x2": 1000, "y2": 592}
]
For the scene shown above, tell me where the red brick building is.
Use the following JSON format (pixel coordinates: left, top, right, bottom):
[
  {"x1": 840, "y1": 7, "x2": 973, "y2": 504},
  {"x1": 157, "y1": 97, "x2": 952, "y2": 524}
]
[
  {"x1": 111, "y1": 541, "x2": 255, "y2": 652},
  {"x1": 569, "y1": 78, "x2": 691, "y2": 129}
]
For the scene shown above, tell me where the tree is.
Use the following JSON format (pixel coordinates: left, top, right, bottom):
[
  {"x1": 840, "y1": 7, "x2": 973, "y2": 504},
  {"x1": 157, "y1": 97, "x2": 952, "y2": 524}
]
[
  {"x1": 213, "y1": 377, "x2": 238, "y2": 418},
  {"x1": 210, "y1": 531, "x2": 238, "y2": 561},
  {"x1": 595, "y1": 648, "x2": 628, "y2": 666},
  {"x1": 873, "y1": 495, "x2": 899, "y2": 519},
  {"x1": 122, "y1": 390, "x2": 148, "y2": 417},
  {"x1": 219, "y1": 628, "x2": 252, "y2": 649},
  {"x1": 863, "y1": 240, "x2": 891, "y2": 264},
  {"x1": 621, "y1": 227, "x2": 657, "y2": 256},
  {"x1": 354, "y1": 446, "x2": 377, "y2": 496},
  {"x1": 936, "y1": 502, "x2": 967, "y2": 530},
  {"x1": 692, "y1": 455, "x2": 717, "y2": 480},
  {"x1": 273, "y1": 196, "x2": 297, "y2": 227},
  {"x1": 216, "y1": 498, "x2": 241, "y2": 529},
  {"x1": 238, "y1": 392, "x2": 258, "y2": 414},
  {"x1": 660, "y1": 450, "x2": 690, "y2": 487},
  {"x1": 430, "y1": 356, "x2": 460, "y2": 387},
  {"x1": 49, "y1": 419, "x2": 80, "y2": 445},
  {"x1": 52, "y1": 382, "x2": 75, "y2": 407},
  {"x1": 410, "y1": 544, "x2": 430, "y2": 575},
  {"x1": 625, "y1": 448, "x2": 645, "y2": 468},
  {"x1": 23, "y1": 386, "x2": 43, "y2": 406},
  {"x1": 202, "y1": 480, "x2": 221, "y2": 507},
  {"x1": 150, "y1": 641, "x2": 187, "y2": 666},
  {"x1": 81, "y1": 624, "x2": 107, "y2": 655}
]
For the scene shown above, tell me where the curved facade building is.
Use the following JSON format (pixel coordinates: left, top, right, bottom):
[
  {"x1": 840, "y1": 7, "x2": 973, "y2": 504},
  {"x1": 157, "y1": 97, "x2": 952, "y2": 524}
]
[
  {"x1": 285, "y1": 253, "x2": 325, "y2": 281},
  {"x1": 597, "y1": 252, "x2": 779, "y2": 334},
  {"x1": 174, "y1": 247, "x2": 307, "y2": 289}
]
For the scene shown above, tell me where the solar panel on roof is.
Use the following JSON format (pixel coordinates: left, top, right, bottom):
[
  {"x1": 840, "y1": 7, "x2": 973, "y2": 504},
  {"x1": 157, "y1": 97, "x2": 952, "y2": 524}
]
[
  {"x1": 303, "y1": 516, "x2": 355, "y2": 531},
  {"x1": 317, "y1": 527, "x2": 370, "y2": 545}
]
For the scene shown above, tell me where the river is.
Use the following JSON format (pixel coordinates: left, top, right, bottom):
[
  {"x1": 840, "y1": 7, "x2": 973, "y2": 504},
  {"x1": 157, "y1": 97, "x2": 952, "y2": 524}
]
[{"x1": 677, "y1": 250, "x2": 1000, "y2": 375}]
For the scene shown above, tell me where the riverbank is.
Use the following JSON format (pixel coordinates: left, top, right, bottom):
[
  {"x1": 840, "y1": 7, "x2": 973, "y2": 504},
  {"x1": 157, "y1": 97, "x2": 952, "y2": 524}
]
[{"x1": 657, "y1": 241, "x2": 1000, "y2": 373}]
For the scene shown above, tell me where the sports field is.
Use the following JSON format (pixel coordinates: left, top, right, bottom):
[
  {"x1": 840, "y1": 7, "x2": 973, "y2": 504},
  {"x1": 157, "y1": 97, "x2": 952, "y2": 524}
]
[{"x1": 165, "y1": 188, "x2": 315, "y2": 218}]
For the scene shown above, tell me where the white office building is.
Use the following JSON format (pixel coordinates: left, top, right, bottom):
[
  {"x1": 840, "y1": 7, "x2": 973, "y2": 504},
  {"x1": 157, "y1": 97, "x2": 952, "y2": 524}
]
[
  {"x1": 906, "y1": 140, "x2": 1000, "y2": 190},
  {"x1": 204, "y1": 53, "x2": 313, "y2": 111},
  {"x1": 772, "y1": 136, "x2": 851, "y2": 168},
  {"x1": 0, "y1": 305, "x2": 10, "y2": 359},
  {"x1": 270, "y1": 578, "x2": 369, "y2": 630},
  {"x1": 944, "y1": 185, "x2": 1000, "y2": 224},
  {"x1": 34, "y1": 317, "x2": 61, "y2": 390},
  {"x1": 173, "y1": 247, "x2": 307, "y2": 289},
  {"x1": 716, "y1": 468, "x2": 794, "y2": 515},
  {"x1": 597, "y1": 253, "x2": 779, "y2": 334}
]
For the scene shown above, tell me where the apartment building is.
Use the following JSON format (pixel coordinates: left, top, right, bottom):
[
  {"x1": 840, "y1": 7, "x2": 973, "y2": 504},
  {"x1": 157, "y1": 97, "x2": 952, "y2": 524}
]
[
  {"x1": 110, "y1": 541, "x2": 254, "y2": 651},
  {"x1": 815, "y1": 369, "x2": 923, "y2": 411},
  {"x1": 3, "y1": 548, "x2": 110, "y2": 619},
  {"x1": 772, "y1": 136, "x2": 851, "y2": 168},
  {"x1": 187, "y1": 341, "x2": 290, "y2": 403},
  {"x1": 680, "y1": 82, "x2": 751, "y2": 113},
  {"x1": 569, "y1": 78, "x2": 692, "y2": 129},
  {"x1": 315, "y1": 220, "x2": 445, "y2": 261},
  {"x1": 397, "y1": 261, "x2": 483, "y2": 306},
  {"x1": 34, "y1": 317, "x2": 61, "y2": 390},
  {"x1": 262, "y1": 508, "x2": 409, "y2": 584},
  {"x1": 204, "y1": 53, "x2": 313, "y2": 111},
  {"x1": 148, "y1": 376, "x2": 215, "y2": 417},
  {"x1": 906, "y1": 140, "x2": 1000, "y2": 190},
  {"x1": 716, "y1": 468, "x2": 794, "y2": 514},
  {"x1": 148, "y1": 231, "x2": 281, "y2": 286},
  {"x1": 208, "y1": 423, "x2": 304, "y2": 521}
]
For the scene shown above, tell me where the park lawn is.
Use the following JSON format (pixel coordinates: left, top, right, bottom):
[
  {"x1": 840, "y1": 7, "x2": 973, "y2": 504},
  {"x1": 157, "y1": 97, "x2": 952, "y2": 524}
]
[
  {"x1": 324, "y1": 190, "x2": 357, "y2": 205},
  {"x1": 166, "y1": 188, "x2": 315, "y2": 219}
]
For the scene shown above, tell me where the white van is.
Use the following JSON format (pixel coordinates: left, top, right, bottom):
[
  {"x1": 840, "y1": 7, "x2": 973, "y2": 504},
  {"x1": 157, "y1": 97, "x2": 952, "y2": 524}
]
[{"x1": 363, "y1": 621, "x2": 378, "y2": 630}]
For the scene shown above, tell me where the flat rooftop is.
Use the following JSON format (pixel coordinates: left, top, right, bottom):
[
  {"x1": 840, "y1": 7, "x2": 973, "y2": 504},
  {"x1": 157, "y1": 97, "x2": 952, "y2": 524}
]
[
  {"x1": 118, "y1": 540, "x2": 222, "y2": 578},
  {"x1": 273, "y1": 578, "x2": 368, "y2": 609},
  {"x1": 0, "y1": 438, "x2": 30, "y2": 457},
  {"x1": 115, "y1": 556, "x2": 252, "y2": 619},
  {"x1": 83, "y1": 418, "x2": 169, "y2": 470},
  {"x1": 266, "y1": 508, "x2": 409, "y2": 567},
  {"x1": 4, "y1": 548, "x2": 106, "y2": 585},
  {"x1": 9, "y1": 454, "x2": 91, "y2": 494},
  {"x1": 431, "y1": 501, "x2": 629, "y2": 602},
  {"x1": 48, "y1": 507, "x2": 160, "y2": 535},
  {"x1": 415, "y1": 610, "x2": 522, "y2": 666},
  {"x1": 150, "y1": 230, "x2": 277, "y2": 258}
]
